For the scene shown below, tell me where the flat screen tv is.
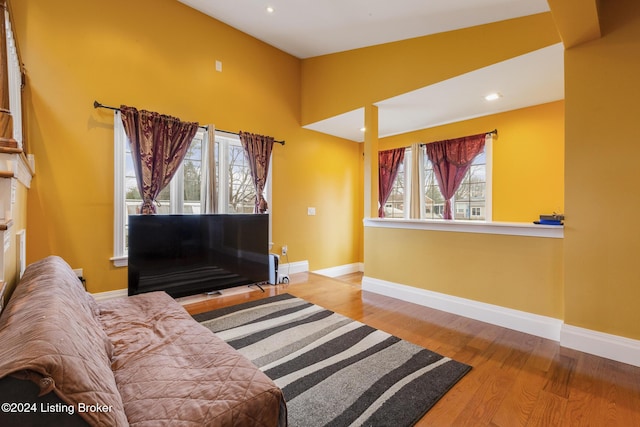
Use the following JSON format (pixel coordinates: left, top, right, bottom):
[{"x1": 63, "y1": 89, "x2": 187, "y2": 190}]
[{"x1": 128, "y1": 214, "x2": 269, "y2": 298}]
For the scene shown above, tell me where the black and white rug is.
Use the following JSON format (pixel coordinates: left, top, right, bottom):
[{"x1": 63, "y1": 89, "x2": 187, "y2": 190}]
[{"x1": 194, "y1": 293, "x2": 471, "y2": 426}]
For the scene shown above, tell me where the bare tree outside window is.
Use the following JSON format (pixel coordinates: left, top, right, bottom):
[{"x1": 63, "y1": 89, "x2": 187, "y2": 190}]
[{"x1": 227, "y1": 145, "x2": 256, "y2": 213}]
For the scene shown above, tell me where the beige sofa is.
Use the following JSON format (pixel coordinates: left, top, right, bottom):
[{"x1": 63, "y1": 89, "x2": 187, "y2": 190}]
[{"x1": 0, "y1": 256, "x2": 286, "y2": 426}]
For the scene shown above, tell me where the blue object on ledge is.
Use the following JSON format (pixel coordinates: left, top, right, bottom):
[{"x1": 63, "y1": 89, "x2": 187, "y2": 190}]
[{"x1": 534, "y1": 219, "x2": 563, "y2": 225}]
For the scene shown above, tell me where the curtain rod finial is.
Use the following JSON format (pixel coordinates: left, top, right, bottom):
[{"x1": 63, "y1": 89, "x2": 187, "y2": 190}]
[{"x1": 93, "y1": 100, "x2": 100, "y2": 109}]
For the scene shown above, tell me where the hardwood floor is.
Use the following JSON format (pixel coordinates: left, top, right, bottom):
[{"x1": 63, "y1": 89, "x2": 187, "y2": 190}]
[{"x1": 183, "y1": 272, "x2": 640, "y2": 426}]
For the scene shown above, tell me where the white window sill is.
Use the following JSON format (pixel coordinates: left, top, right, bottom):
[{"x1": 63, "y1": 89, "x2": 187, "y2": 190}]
[
  {"x1": 111, "y1": 255, "x2": 128, "y2": 268},
  {"x1": 363, "y1": 218, "x2": 563, "y2": 238}
]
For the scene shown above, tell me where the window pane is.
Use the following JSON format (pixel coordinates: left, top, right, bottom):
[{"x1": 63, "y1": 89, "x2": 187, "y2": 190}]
[
  {"x1": 183, "y1": 138, "x2": 202, "y2": 214},
  {"x1": 228, "y1": 145, "x2": 256, "y2": 213},
  {"x1": 455, "y1": 201, "x2": 470, "y2": 219},
  {"x1": 383, "y1": 160, "x2": 404, "y2": 218},
  {"x1": 125, "y1": 146, "x2": 141, "y2": 227},
  {"x1": 455, "y1": 183, "x2": 470, "y2": 201},
  {"x1": 424, "y1": 158, "x2": 445, "y2": 219},
  {"x1": 423, "y1": 146, "x2": 486, "y2": 221},
  {"x1": 214, "y1": 140, "x2": 220, "y2": 200},
  {"x1": 155, "y1": 186, "x2": 171, "y2": 214}
]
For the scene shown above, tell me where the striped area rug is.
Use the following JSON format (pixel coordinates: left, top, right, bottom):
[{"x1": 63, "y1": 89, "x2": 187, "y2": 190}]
[{"x1": 194, "y1": 293, "x2": 471, "y2": 427}]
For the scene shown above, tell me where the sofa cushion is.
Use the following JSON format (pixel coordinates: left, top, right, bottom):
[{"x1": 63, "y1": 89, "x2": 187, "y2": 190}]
[
  {"x1": 98, "y1": 291, "x2": 286, "y2": 427},
  {"x1": 0, "y1": 256, "x2": 129, "y2": 426}
]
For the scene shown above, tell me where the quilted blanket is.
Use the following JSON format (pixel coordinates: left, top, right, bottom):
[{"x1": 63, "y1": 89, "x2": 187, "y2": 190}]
[
  {"x1": 0, "y1": 256, "x2": 129, "y2": 426},
  {"x1": 98, "y1": 291, "x2": 286, "y2": 426}
]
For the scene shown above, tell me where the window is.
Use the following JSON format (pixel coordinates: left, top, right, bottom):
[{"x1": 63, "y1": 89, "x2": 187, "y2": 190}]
[
  {"x1": 423, "y1": 153, "x2": 445, "y2": 219},
  {"x1": 215, "y1": 134, "x2": 263, "y2": 214},
  {"x1": 383, "y1": 149, "x2": 408, "y2": 218},
  {"x1": 123, "y1": 129, "x2": 206, "y2": 217},
  {"x1": 384, "y1": 140, "x2": 491, "y2": 221},
  {"x1": 424, "y1": 146, "x2": 488, "y2": 220},
  {"x1": 113, "y1": 115, "x2": 269, "y2": 266}
]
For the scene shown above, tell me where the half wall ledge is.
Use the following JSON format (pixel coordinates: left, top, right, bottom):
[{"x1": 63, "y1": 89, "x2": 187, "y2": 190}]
[{"x1": 363, "y1": 218, "x2": 563, "y2": 239}]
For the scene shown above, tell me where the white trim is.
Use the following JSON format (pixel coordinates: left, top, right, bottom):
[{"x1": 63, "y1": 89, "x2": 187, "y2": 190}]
[
  {"x1": 0, "y1": 152, "x2": 34, "y2": 188},
  {"x1": 110, "y1": 255, "x2": 128, "y2": 268},
  {"x1": 113, "y1": 111, "x2": 126, "y2": 266},
  {"x1": 561, "y1": 324, "x2": 640, "y2": 368},
  {"x1": 15, "y1": 154, "x2": 33, "y2": 188},
  {"x1": 280, "y1": 260, "x2": 309, "y2": 275},
  {"x1": 364, "y1": 217, "x2": 563, "y2": 238},
  {"x1": 362, "y1": 276, "x2": 562, "y2": 341},
  {"x1": 362, "y1": 276, "x2": 640, "y2": 367},
  {"x1": 91, "y1": 288, "x2": 128, "y2": 302},
  {"x1": 484, "y1": 134, "x2": 493, "y2": 221},
  {"x1": 313, "y1": 262, "x2": 364, "y2": 278},
  {"x1": 5, "y1": 9, "x2": 23, "y2": 149}
]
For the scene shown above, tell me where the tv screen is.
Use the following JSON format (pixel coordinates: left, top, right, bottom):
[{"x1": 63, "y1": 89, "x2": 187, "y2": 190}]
[{"x1": 128, "y1": 214, "x2": 269, "y2": 298}]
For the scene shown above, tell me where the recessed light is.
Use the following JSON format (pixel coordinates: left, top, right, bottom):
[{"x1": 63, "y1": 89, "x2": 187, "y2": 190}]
[
  {"x1": 360, "y1": 127, "x2": 366, "y2": 132},
  {"x1": 484, "y1": 93, "x2": 502, "y2": 101},
  {"x1": 266, "y1": 6, "x2": 275, "y2": 13}
]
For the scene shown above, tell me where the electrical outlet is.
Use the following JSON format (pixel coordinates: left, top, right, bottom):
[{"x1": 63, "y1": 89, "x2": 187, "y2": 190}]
[{"x1": 282, "y1": 245, "x2": 287, "y2": 256}]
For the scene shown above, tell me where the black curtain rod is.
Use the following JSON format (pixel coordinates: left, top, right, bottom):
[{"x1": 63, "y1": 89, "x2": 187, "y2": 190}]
[
  {"x1": 418, "y1": 129, "x2": 498, "y2": 147},
  {"x1": 94, "y1": 101, "x2": 285, "y2": 145},
  {"x1": 215, "y1": 129, "x2": 285, "y2": 145}
]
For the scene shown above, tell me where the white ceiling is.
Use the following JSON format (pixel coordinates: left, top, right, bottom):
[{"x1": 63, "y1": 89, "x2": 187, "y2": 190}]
[{"x1": 177, "y1": 0, "x2": 563, "y2": 141}]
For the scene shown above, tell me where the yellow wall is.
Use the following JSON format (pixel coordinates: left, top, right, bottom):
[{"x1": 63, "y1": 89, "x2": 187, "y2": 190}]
[
  {"x1": 381, "y1": 101, "x2": 565, "y2": 222},
  {"x1": 10, "y1": 0, "x2": 362, "y2": 293},
  {"x1": 301, "y1": 13, "x2": 561, "y2": 125},
  {"x1": 365, "y1": 227, "x2": 564, "y2": 318},
  {"x1": 563, "y1": 0, "x2": 640, "y2": 339}
]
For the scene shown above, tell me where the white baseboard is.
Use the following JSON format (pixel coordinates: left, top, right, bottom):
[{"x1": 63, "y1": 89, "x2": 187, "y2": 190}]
[
  {"x1": 561, "y1": 324, "x2": 640, "y2": 368},
  {"x1": 280, "y1": 260, "x2": 309, "y2": 275},
  {"x1": 362, "y1": 276, "x2": 562, "y2": 341},
  {"x1": 313, "y1": 262, "x2": 364, "y2": 278},
  {"x1": 362, "y1": 276, "x2": 640, "y2": 367},
  {"x1": 91, "y1": 288, "x2": 128, "y2": 301}
]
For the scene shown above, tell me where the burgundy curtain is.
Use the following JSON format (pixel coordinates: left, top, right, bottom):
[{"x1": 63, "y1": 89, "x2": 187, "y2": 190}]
[
  {"x1": 120, "y1": 105, "x2": 199, "y2": 214},
  {"x1": 378, "y1": 148, "x2": 405, "y2": 218},
  {"x1": 424, "y1": 133, "x2": 486, "y2": 220},
  {"x1": 239, "y1": 131, "x2": 274, "y2": 214}
]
